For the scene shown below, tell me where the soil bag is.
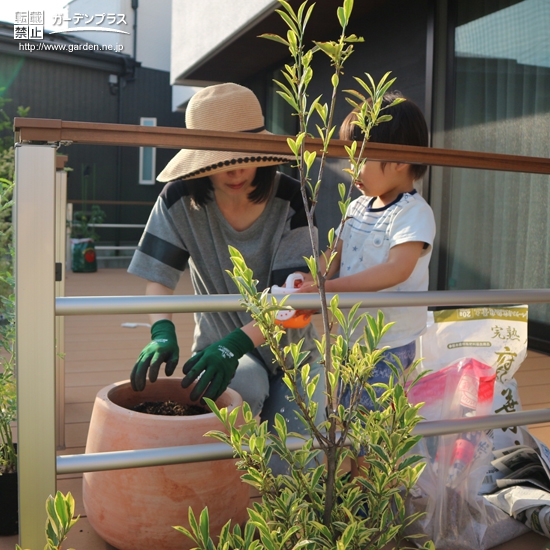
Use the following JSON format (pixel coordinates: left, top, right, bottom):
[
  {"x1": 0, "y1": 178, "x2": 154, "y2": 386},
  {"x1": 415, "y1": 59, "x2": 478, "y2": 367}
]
[
  {"x1": 71, "y1": 238, "x2": 97, "y2": 273},
  {"x1": 417, "y1": 306, "x2": 529, "y2": 452}
]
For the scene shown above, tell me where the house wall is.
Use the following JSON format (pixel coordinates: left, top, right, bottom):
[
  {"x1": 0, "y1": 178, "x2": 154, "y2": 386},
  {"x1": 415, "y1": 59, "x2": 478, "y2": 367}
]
[
  {"x1": 0, "y1": 48, "x2": 184, "y2": 243},
  {"x1": 66, "y1": 0, "x2": 172, "y2": 71},
  {"x1": 66, "y1": 0, "x2": 135, "y2": 53},
  {"x1": 135, "y1": 0, "x2": 172, "y2": 71},
  {"x1": 171, "y1": 0, "x2": 277, "y2": 85}
]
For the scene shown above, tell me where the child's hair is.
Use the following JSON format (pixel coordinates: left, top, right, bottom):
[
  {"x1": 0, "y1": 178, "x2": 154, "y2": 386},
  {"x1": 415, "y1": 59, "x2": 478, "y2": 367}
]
[{"x1": 339, "y1": 91, "x2": 429, "y2": 180}]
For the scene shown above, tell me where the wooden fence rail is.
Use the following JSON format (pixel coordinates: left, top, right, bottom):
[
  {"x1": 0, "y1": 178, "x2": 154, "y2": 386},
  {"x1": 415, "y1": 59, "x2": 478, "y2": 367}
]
[{"x1": 14, "y1": 117, "x2": 550, "y2": 175}]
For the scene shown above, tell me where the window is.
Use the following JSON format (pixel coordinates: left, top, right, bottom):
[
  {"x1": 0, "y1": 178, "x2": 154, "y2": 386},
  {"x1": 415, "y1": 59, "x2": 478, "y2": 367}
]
[
  {"x1": 434, "y1": 0, "x2": 550, "y2": 349},
  {"x1": 139, "y1": 117, "x2": 157, "y2": 184}
]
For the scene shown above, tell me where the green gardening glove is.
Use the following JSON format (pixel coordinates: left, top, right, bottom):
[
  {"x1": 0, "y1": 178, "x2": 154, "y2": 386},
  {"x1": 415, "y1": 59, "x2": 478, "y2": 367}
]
[
  {"x1": 181, "y1": 328, "x2": 254, "y2": 402},
  {"x1": 131, "y1": 319, "x2": 179, "y2": 391}
]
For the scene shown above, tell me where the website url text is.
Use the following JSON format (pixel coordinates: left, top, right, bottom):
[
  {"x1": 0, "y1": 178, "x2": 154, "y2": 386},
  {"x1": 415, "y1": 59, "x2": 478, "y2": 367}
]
[{"x1": 18, "y1": 42, "x2": 124, "y2": 53}]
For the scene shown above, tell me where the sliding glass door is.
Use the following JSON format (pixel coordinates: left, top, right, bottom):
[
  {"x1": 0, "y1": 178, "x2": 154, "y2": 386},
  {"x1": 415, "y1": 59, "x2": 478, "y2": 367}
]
[{"x1": 437, "y1": 0, "x2": 550, "y2": 349}]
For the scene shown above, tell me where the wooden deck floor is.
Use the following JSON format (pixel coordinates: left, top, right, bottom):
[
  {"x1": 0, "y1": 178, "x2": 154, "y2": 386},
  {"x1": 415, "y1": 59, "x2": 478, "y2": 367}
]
[{"x1": 3, "y1": 267, "x2": 550, "y2": 549}]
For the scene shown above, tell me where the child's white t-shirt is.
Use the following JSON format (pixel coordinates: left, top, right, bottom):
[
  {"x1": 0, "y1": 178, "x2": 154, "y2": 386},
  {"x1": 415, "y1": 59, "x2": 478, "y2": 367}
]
[{"x1": 339, "y1": 190, "x2": 436, "y2": 348}]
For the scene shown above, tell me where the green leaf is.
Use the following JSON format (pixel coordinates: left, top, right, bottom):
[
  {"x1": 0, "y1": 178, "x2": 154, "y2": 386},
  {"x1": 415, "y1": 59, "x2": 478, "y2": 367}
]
[
  {"x1": 277, "y1": 0, "x2": 298, "y2": 22},
  {"x1": 276, "y1": 91, "x2": 299, "y2": 111},
  {"x1": 274, "y1": 413, "x2": 288, "y2": 441},
  {"x1": 45, "y1": 497, "x2": 61, "y2": 539},
  {"x1": 199, "y1": 507, "x2": 211, "y2": 543},
  {"x1": 338, "y1": 182, "x2": 346, "y2": 201},
  {"x1": 338, "y1": 200, "x2": 348, "y2": 217},
  {"x1": 287, "y1": 29, "x2": 298, "y2": 53},
  {"x1": 337, "y1": 6, "x2": 347, "y2": 28},
  {"x1": 241, "y1": 470, "x2": 265, "y2": 485},
  {"x1": 371, "y1": 443, "x2": 390, "y2": 463},
  {"x1": 398, "y1": 454, "x2": 425, "y2": 471},
  {"x1": 287, "y1": 137, "x2": 299, "y2": 156},
  {"x1": 188, "y1": 507, "x2": 200, "y2": 539},
  {"x1": 303, "y1": 150, "x2": 317, "y2": 170},
  {"x1": 293, "y1": 540, "x2": 315, "y2": 549},
  {"x1": 276, "y1": 9, "x2": 300, "y2": 36},
  {"x1": 314, "y1": 41, "x2": 339, "y2": 58},
  {"x1": 275, "y1": 78, "x2": 297, "y2": 98},
  {"x1": 344, "y1": 0, "x2": 354, "y2": 20},
  {"x1": 307, "y1": 379, "x2": 317, "y2": 401},
  {"x1": 54, "y1": 492, "x2": 69, "y2": 528},
  {"x1": 173, "y1": 525, "x2": 195, "y2": 540},
  {"x1": 345, "y1": 139, "x2": 358, "y2": 158},
  {"x1": 303, "y1": 3, "x2": 315, "y2": 29},
  {"x1": 307, "y1": 95, "x2": 322, "y2": 121},
  {"x1": 353, "y1": 76, "x2": 373, "y2": 98},
  {"x1": 341, "y1": 523, "x2": 357, "y2": 547},
  {"x1": 345, "y1": 34, "x2": 364, "y2": 43},
  {"x1": 258, "y1": 33, "x2": 289, "y2": 46},
  {"x1": 302, "y1": 66, "x2": 314, "y2": 87},
  {"x1": 314, "y1": 102, "x2": 328, "y2": 123}
]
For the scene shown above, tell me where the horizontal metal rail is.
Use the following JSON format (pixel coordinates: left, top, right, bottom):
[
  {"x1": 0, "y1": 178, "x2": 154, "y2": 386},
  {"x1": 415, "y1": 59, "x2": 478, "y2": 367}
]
[
  {"x1": 89, "y1": 223, "x2": 146, "y2": 228},
  {"x1": 56, "y1": 408, "x2": 550, "y2": 474},
  {"x1": 55, "y1": 289, "x2": 549, "y2": 316},
  {"x1": 94, "y1": 246, "x2": 137, "y2": 251},
  {"x1": 96, "y1": 257, "x2": 134, "y2": 261}
]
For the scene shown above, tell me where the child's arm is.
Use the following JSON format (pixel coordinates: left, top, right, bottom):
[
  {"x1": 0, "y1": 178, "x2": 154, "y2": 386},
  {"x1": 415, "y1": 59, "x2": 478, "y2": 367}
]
[
  {"x1": 297, "y1": 241, "x2": 424, "y2": 294},
  {"x1": 325, "y1": 241, "x2": 424, "y2": 293}
]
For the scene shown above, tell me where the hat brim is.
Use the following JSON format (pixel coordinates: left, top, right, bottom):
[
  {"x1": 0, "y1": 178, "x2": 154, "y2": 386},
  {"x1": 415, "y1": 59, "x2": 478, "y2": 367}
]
[
  {"x1": 157, "y1": 149, "x2": 294, "y2": 182},
  {"x1": 157, "y1": 128, "x2": 294, "y2": 182}
]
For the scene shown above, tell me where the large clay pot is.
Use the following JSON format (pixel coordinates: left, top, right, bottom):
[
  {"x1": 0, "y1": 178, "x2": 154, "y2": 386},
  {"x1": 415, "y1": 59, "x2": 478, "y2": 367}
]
[{"x1": 83, "y1": 378, "x2": 249, "y2": 550}]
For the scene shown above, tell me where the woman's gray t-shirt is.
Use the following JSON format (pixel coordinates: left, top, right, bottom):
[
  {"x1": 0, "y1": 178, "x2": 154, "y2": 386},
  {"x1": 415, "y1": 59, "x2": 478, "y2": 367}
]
[{"x1": 128, "y1": 172, "x2": 320, "y2": 373}]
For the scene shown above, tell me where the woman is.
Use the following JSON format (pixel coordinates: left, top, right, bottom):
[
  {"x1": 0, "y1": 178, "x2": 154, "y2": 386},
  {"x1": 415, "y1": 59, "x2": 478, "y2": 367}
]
[{"x1": 128, "y1": 83, "x2": 324, "y2": 473}]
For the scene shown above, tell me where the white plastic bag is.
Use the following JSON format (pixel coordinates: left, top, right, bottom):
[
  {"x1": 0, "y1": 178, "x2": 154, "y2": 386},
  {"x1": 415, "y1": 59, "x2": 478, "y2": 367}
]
[{"x1": 405, "y1": 358, "x2": 499, "y2": 548}]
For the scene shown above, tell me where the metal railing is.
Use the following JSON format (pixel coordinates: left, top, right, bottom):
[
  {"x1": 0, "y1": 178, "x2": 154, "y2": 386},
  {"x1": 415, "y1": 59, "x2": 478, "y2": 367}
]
[
  {"x1": 13, "y1": 118, "x2": 550, "y2": 548},
  {"x1": 67, "y1": 218, "x2": 146, "y2": 261},
  {"x1": 89, "y1": 223, "x2": 145, "y2": 261}
]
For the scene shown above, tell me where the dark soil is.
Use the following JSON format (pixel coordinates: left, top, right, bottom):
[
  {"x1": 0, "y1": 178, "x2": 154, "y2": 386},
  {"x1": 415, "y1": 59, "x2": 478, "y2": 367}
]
[{"x1": 131, "y1": 400, "x2": 208, "y2": 416}]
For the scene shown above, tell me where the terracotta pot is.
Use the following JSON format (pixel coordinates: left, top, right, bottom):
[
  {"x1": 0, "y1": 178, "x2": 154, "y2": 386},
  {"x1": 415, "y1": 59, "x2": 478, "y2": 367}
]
[{"x1": 83, "y1": 378, "x2": 249, "y2": 550}]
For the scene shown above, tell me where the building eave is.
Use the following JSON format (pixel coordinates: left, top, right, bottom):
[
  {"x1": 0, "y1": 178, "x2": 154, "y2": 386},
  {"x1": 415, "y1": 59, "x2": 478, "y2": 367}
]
[{"x1": 173, "y1": 0, "x2": 386, "y2": 85}]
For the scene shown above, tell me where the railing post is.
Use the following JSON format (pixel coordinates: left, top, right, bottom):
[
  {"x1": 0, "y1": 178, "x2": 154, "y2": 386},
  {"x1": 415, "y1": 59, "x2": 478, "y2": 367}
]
[
  {"x1": 55, "y1": 162, "x2": 68, "y2": 450},
  {"x1": 15, "y1": 144, "x2": 57, "y2": 548}
]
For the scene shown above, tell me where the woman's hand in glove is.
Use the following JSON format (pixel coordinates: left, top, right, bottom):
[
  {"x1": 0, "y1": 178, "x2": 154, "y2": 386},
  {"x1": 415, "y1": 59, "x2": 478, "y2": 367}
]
[
  {"x1": 181, "y1": 328, "x2": 254, "y2": 402},
  {"x1": 131, "y1": 319, "x2": 179, "y2": 391}
]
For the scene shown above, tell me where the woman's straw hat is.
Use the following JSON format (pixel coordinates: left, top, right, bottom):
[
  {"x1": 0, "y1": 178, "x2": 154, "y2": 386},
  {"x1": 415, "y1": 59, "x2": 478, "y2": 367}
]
[{"x1": 157, "y1": 83, "x2": 293, "y2": 182}]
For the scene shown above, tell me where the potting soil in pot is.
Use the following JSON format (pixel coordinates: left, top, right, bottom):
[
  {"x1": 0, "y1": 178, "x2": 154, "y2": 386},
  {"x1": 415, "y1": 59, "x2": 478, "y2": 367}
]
[{"x1": 131, "y1": 400, "x2": 207, "y2": 416}]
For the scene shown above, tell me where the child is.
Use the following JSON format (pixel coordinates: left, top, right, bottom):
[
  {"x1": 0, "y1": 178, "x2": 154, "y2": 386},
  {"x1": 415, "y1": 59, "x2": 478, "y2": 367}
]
[{"x1": 297, "y1": 91, "x2": 436, "y2": 460}]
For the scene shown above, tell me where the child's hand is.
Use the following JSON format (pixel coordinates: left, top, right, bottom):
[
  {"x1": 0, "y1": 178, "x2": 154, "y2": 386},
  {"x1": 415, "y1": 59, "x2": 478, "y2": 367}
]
[
  {"x1": 294, "y1": 271, "x2": 317, "y2": 293},
  {"x1": 293, "y1": 272, "x2": 317, "y2": 293},
  {"x1": 294, "y1": 281, "x2": 317, "y2": 293},
  {"x1": 291, "y1": 272, "x2": 320, "y2": 317}
]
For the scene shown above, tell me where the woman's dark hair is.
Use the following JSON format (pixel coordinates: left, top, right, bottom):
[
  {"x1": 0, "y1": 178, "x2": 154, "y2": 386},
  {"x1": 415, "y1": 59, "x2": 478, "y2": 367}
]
[
  {"x1": 339, "y1": 91, "x2": 429, "y2": 180},
  {"x1": 183, "y1": 165, "x2": 278, "y2": 209}
]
